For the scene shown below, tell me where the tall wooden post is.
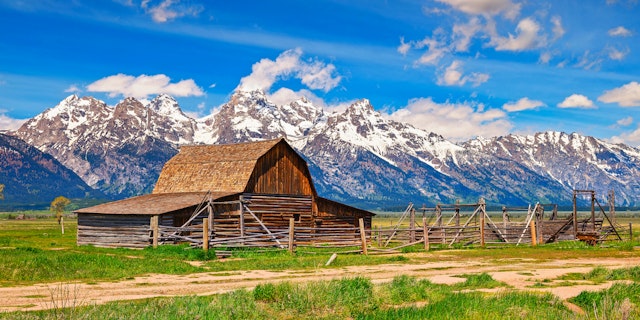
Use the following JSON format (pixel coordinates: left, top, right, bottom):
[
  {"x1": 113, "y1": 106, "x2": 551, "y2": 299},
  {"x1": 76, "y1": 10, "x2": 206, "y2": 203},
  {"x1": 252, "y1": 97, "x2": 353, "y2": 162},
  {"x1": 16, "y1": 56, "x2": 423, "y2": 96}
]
[
  {"x1": 202, "y1": 218, "x2": 209, "y2": 252},
  {"x1": 60, "y1": 217, "x2": 65, "y2": 235},
  {"x1": 377, "y1": 225, "x2": 382, "y2": 247},
  {"x1": 359, "y1": 218, "x2": 368, "y2": 255},
  {"x1": 151, "y1": 215, "x2": 159, "y2": 248},
  {"x1": 479, "y1": 198, "x2": 485, "y2": 247},
  {"x1": 239, "y1": 196, "x2": 245, "y2": 240},
  {"x1": 572, "y1": 191, "x2": 578, "y2": 239},
  {"x1": 423, "y1": 217, "x2": 430, "y2": 251},
  {"x1": 609, "y1": 190, "x2": 616, "y2": 225},
  {"x1": 591, "y1": 191, "x2": 596, "y2": 232},
  {"x1": 630, "y1": 223, "x2": 633, "y2": 241},
  {"x1": 409, "y1": 208, "x2": 416, "y2": 242},
  {"x1": 288, "y1": 218, "x2": 295, "y2": 253},
  {"x1": 530, "y1": 219, "x2": 537, "y2": 246},
  {"x1": 207, "y1": 195, "x2": 214, "y2": 239}
]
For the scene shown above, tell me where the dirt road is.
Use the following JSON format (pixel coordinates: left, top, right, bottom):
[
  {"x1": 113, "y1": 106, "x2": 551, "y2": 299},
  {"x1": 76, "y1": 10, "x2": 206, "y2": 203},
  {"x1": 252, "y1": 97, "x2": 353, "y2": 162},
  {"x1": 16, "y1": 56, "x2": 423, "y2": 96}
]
[{"x1": 2, "y1": 255, "x2": 639, "y2": 313}]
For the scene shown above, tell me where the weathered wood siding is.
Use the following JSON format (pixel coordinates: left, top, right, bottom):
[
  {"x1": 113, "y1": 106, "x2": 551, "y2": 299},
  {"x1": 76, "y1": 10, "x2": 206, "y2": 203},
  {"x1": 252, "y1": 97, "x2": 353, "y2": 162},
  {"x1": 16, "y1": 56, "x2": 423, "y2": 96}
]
[
  {"x1": 77, "y1": 213, "x2": 151, "y2": 249},
  {"x1": 245, "y1": 142, "x2": 314, "y2": 196},
  {"x1": 315, "y1": 198, "x2": 372, "y2": 228},
  {"x1": 243, "y1": 193, "x2": 314, "y2": 228}
]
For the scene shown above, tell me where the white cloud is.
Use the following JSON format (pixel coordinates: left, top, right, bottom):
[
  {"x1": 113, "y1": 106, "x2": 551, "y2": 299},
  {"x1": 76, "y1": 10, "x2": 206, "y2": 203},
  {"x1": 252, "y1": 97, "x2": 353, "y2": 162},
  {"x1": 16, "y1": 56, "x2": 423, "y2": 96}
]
[
  {"x1": 608, "y1": 26, "x2": 632, "y2": 37},
  {"x1": 558, "y1": 94, "x2": 596, "y2": 109},
  {"x1": 610, "y1": 125, "x2": 640, "y2": 147},
  {"x1": 608, "y1": 47, "x2": 630, "y2": 61},
  {"x1": 237, "y1": 48, "x2": 342, "y2": 93},
  {"x1": 0, "y1": 110, "x2": 27, "y2": 130},
  {"x1": 598, "y1": 82, "x2": 640, "y2": 107},
  {"x1": 502, "y1": 97, "x2": 545, "y2": 112},
  {"x1": 491, "y1": 18, "x2": 544, "y2": 51},
  {"x1": 386, "y1": 97, "x2": 512, "y2": 141},
  {"x1": 452, "y1": 17, "x2": 483, "y2": 51},
  {"x1": 140, "y1": 0, "x2": 203, "y2": 23},
  {"x1": 551, "y1": 16, "x2": 565, "y2": 40},
  {"x1": 64, "y1": 84, "x2": 81, "y2": 93},
  {"x1": 413, "y1": 32, "x2": 449, "y2": 65},
  {"x1": 538, "y1": 51, "x2": 552, "y2": 64},
  {"x1": 397, "y1": 37, "x2": 411, "y2": 55},
  {"x1": 616, "y1": 116, "x2": 634, "y2": 127},
  {"x1": 575, "y1": 50, "x2": 603, "y2": 70},
  {"x1": 86, "y1": 73, "x2": 204, "y2": 99},
  {"x1": 436, "y1": 0, "x2": 521, "y2": 19},
  {"x1": 437, "y1": 60, "x2": 489, "y2": 87}
]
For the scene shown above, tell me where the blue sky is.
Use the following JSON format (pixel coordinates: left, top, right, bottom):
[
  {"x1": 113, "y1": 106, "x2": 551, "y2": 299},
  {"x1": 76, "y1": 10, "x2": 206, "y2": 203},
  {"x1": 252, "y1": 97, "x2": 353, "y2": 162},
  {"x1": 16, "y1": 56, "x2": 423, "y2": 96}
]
[{"x1": 1, "y1": 0, "x2": 639, "y2": 146}]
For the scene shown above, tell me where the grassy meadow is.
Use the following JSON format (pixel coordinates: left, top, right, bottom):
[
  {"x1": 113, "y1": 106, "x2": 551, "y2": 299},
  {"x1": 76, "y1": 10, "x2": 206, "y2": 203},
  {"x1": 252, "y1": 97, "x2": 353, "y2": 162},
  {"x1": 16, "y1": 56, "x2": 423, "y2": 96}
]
[{"x1": 1, "y1": 210, "x2": 640, "y2": 319}]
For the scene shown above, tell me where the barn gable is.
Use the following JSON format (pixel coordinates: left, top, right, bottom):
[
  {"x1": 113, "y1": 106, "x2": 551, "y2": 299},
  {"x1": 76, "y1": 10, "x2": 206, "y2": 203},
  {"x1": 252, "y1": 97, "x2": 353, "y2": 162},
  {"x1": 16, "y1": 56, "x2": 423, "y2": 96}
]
[{"x1": 152, "y1": 138, "x2": 315, "y2": 195}]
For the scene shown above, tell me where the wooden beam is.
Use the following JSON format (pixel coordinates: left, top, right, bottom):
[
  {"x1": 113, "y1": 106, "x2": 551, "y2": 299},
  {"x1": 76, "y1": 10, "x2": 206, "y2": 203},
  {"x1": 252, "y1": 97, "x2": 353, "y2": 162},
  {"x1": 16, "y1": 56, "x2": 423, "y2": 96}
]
[{"x1": 359, "y1": 218, "x2": 368, "y2": 255}]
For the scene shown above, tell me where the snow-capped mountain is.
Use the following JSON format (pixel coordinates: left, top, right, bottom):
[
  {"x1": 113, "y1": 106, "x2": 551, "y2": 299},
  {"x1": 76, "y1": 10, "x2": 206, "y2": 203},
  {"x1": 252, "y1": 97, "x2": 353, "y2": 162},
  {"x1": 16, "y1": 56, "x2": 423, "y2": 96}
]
[
  {"x1": 9, "y1": 90, "x2": 640, "y2": 208},
  {"x1": 14, "y1": 95, "x2": 182, "y2": 198}
]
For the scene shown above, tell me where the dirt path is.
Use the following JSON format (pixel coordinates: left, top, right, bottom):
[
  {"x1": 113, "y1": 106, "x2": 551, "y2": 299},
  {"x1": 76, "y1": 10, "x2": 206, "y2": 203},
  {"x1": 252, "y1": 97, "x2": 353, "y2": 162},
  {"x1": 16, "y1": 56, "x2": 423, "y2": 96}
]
[{"x1": 2, "y1": 256, "x2": 639, "y2": 313}]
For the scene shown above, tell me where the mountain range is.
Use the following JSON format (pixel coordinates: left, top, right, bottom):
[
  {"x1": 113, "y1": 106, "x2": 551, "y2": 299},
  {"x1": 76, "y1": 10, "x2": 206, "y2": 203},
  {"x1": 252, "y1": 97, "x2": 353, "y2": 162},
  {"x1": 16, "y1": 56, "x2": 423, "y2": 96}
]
[{"x1": 6, "y1": 90, "x2": 640, "y2": 210}]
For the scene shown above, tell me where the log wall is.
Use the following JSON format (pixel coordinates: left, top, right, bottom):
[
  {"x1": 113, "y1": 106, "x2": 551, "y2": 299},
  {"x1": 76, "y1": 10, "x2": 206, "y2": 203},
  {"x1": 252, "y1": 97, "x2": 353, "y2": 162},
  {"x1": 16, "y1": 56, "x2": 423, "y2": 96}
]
[{"x1": 77, "y1": 213, "x2": 152, "y2": 249}]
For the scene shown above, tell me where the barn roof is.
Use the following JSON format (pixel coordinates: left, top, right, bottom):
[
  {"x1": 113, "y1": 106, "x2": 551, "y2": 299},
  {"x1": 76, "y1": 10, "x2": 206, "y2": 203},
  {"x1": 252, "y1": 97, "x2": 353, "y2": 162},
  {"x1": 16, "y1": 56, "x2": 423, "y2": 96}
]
[
  {"x1": 152, "y1": 138, "x2": 285, "y2": 194},
  {"x1": 74, "y1": 192, "x2": 236, "y2": 215}
]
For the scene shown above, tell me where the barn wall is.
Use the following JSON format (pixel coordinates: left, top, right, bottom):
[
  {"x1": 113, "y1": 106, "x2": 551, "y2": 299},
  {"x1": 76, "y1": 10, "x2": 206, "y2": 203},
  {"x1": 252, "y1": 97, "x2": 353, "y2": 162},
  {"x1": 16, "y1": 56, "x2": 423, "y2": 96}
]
[
  {"x1": 77, "y1": 213, "x2": 152, "y2": 249},
  {"x1": 245, "y1": 142, "x2": 314, "y2": 196},
  {"x1": 315, "y1": 198, "x2": 373, "y2": 229}
]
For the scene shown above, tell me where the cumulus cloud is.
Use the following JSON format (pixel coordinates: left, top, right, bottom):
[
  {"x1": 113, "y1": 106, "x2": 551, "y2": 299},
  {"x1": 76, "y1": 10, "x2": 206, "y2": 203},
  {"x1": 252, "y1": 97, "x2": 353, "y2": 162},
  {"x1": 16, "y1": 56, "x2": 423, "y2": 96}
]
[
  {"x1": 502, "y1": 97, "x2": 545, "y2": 112},
  {"x1": 237, "y1": 48, "x2": 342, "y2": 93},
  {"x1": 397, "y1": 37, "x2": 411, "y2": 55},
  {"x1": 608, "y1": 26, "x2": 632, "y2": 37},
  {"x1": 412, "y1": 31, "x2": 450, "y2": 66},
  {"x1": 140, "y1": 0, "x2": 203, "y2": 23},
  {"x1": 452, "y1": 17, "x2": 483, "y2": 51},
  {"x1": 616, "y1": 116, "x2": 634, "y2": 127},
  {"x1": 86, "y1": 74, "x2": 204, "y2": 99},
  {"x1": 436, "y1": 0, "x2": 521, "y2": 19},
  {"x1": 0, "y1": 110, "x2": 27, "y2": 130},
  {"x1": 598, "y1": 82, "x2": 640, "y2": 107},
  {"x1": 610, "y1": 125, "x2": 640, "y2": 147},
  {"x1": 437, "y1": 60, "x2": 489, "y2": 87},
  {"x1": 64, "y1": 84, "x2": 81, "y2": 93},
  {"x1": 538, "y1": 51, "x2": 552, "y2": 64},
  {"x1": 558, "y1": 94, "x2": 596, "y2": 109},
  {"x1": 608, "y1": 47, "x2": 630, "y2": 61},
  {"x1": 551, "y1": 16, "x2": 565, "y2": 40},
  {"x1": 386, "y1": 97, "x2": 512, "y2": 141},
  {"x1": 491, "y1": 18, "x2": 544, "y2": 51}
]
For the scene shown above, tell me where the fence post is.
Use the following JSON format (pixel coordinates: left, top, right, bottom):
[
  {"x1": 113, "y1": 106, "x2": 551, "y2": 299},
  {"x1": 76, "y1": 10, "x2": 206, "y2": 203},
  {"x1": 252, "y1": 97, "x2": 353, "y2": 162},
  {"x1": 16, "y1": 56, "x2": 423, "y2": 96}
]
[
  {"x1": 410, "y1": 208, "x2": 416, "y2": 242},
  {"x1": 359, "y1": 218, "x2": 368, "y2": 255},
  {"x1": 630, "y1": 223, "x2": 633, "y2": 241},
  {"x1": 423, "y1": 217, "x2": 430, "y2": 251},
  {"x1": 289, "y1": 218, "x2": 295, "y2": 254},
  {"x1": 203, "y1": 218, "x2": 209, "y2": 253},
  {"x1": 151, "y1": 215, "x2": 159, "y2": 248},
  {"x1": 377, "y1": 225, "x2": 381, "y2": 247},
  {"x1": 530, "y1": 219, "x2": 537, "y2": 246},
  {"x1": 479, "y1": 199, "x2": 485, "y2": 247}
]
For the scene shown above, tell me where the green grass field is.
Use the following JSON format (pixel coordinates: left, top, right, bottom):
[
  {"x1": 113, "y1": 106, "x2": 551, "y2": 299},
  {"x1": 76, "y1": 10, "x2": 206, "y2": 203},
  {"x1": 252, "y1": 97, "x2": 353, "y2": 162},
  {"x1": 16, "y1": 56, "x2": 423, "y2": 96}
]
[{"x1": 1, "y1": 211, "x2": 640, "y2": 319}]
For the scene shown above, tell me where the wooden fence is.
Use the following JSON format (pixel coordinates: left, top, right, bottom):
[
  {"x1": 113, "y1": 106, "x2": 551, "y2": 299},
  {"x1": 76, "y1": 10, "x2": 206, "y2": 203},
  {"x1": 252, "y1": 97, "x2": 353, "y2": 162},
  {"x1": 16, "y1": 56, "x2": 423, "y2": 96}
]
[{"x1": 152, "y1": 217, "x2": 369, "y2": 253}]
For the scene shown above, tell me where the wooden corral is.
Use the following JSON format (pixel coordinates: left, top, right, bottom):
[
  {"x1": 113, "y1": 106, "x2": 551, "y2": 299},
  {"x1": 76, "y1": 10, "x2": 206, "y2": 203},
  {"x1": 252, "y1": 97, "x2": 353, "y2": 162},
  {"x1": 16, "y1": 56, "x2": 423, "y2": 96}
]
[
  {"x1": 376, "y1": 191, "x2": 627, "y2": 251},
  {"x1": 75, "y1": 139, "x2": 374, "y2": 249}
]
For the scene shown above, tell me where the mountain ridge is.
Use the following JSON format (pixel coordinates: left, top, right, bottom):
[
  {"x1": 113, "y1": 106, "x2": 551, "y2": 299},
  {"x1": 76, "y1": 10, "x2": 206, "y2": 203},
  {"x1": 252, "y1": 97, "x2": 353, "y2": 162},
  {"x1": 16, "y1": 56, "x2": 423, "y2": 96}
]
[{"x1": 9, "y1": 90, "x2": 640, "y2": 209}]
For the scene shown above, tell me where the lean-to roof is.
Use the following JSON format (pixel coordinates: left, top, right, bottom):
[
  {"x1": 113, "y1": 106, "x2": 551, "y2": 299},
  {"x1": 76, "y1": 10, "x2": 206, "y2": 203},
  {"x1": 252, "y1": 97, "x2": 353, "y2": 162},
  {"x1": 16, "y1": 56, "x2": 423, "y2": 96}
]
[{"x1": 74, "y1": 192, "x2": 236, "y2": 215}]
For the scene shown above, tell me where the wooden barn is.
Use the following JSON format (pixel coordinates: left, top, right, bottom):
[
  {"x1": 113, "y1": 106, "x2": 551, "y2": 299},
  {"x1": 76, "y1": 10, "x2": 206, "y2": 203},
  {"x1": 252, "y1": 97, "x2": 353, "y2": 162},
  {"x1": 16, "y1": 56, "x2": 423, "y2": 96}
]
[{"x1": 75, "y1": 138, "x2": 374, "y2": 248}]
